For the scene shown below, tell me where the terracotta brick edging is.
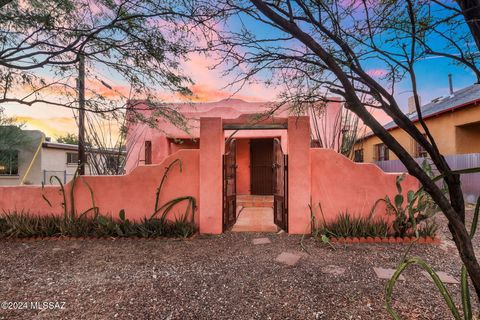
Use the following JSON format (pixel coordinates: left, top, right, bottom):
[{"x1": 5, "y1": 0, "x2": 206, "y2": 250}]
[{"x1": 329, "y1": 236, "x2": 441, "y2": 245}]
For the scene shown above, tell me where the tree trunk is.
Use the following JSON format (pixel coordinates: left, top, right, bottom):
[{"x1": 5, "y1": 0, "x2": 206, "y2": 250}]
[
  {"x1": 249, "y1": 0, "x2": 480, "y2": 301},
  {"x1": 456, "y1": 0, "x2": 480, "y2": 53}
]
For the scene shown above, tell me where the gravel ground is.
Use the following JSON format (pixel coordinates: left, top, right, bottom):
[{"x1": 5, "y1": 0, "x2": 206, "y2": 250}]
[{"x1": 0, "y1": 209, "x2": 477, "y2": 320}]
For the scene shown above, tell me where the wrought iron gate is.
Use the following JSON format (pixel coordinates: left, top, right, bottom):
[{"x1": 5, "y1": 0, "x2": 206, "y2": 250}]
[
  {"x1": 273, "y1": 138, "x2": 288, "y2": 232},
  {"x1": 223, "y1": 139, "x2": 237, "y2": 231}
]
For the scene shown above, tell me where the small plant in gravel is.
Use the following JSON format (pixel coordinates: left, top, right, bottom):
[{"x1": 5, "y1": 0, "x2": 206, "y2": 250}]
[
  {"x1": 417, "y1": 219, "x2": 439, "y2": 238},
  {"x1": 386, "y1": 196, "x2": 480, "y2": 320}
]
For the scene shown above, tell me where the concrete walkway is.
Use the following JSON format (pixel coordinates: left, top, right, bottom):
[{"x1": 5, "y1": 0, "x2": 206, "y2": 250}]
[{"x1": 231, "y1": 207, "x2": 279, "y2": 232}]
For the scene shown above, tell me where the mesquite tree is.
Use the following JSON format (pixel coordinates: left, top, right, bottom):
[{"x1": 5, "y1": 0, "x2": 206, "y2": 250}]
[
  {"x1": 195, "y1": 0, "x2": 480, "y2": 299},
  {"x1": 0, "y1": 0, "x2": 214, "y2": 126},
  {"x1": 455, "y1": 0, "x2": 480, "y2": 51}
]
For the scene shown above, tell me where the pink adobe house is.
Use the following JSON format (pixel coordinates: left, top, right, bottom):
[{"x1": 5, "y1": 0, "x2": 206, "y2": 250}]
[
  {"x1": 124, "y1": 98, "x2": 344, "y2": 175},
  {"x1": 120, "y1": 98, "x2": 418, "y2": 234},
  {"x1": 0, "y1": 98, "x2": 418, "y2": 235}
]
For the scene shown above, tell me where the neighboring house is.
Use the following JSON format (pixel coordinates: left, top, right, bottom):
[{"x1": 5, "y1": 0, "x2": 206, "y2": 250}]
[
  {"x1": 353, "y1": 84, "x2": 480, "y2": 162},
  {"x1": 0, "y1": 129, "x2": 124, "y2": 186},
  {"x1": 353, "y1": 83, "x2": 480, "y2": 202}
]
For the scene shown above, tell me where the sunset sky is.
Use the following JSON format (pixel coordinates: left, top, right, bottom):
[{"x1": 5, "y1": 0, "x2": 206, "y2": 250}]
[{"x1": 3, "y1": 3, "x2": 478, "y2": 139}]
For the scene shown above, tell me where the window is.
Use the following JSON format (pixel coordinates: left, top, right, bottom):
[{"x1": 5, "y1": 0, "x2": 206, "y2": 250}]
[
  {"x1": 0, "y1": 150, "x2": 19, "y2": 175},
  {"x1": 354, "y1": 149, "x2": 364, "y2": 162},
  {"x1": 145, "y1": 141, "x2": 152, "y2": 165},
  {"x1": 414, "y1": 135, "x2": 428, "y2": 158},
  {"x1": 374, "y1": 143, "x2": 389, "y2": 161},
  {"x1": 66, "y1": 152, "x2": 79, "y2": 165}
]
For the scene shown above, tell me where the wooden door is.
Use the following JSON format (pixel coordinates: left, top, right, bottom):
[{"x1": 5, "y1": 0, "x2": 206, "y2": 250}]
[{"x1": 250, "y1": 139, "x2": 273, "y2": 195}]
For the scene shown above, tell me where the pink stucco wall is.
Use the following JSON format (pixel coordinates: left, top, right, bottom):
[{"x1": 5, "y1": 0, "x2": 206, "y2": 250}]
[
  {"x1": 125, "y1": 98, "x2": 338, "y2": 173},
  {"x1": 0, "y1": 150, "x2": 200, "y2": 223},
  {"x1": 287, "y1": 116, "x2": 312, "y2": 234},
  {"x1": 310, "y1": 149, "x2": 419, "y2": 225},
  {"x1": 0, "y1": 111, "x2": 421, "y2": 236},
  {"x1": 199, "y1": 118, "x2": 224, "y2": 234}
]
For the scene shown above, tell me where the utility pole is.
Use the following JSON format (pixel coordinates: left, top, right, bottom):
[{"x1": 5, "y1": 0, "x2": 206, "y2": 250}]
[{"x1": 78, "y1": 53, "x2": 86, "y2": 175}]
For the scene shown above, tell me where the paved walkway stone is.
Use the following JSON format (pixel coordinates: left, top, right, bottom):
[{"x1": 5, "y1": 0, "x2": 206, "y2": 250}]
[
  {"x1": 421, "y1": 271, "x2": 459, "y2": 284},
  {"x1": 373, "y1": 267, "x2": 405, "y2": 281},
  {"x1": 231, "y1": 207, "x2": 278, "y2": 232},
  {"x1": 252, "y1": 238, "x2": 271, "y2": 245},
  {"x1": 275, "y1": 252, "x2": 301, "y2": 266},
  {"x1": 321, "y1": 265, "x2": 345, "y2": 276}
]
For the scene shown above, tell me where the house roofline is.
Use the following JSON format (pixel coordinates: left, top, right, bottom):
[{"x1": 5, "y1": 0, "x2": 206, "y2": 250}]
[
  {"x1": 358, "y1": 98, "x2": 480, "y2": 142},
  {"x1": 42, "y1": 142, "x2": 78, "y2": 151},
  {"x1": 42, "y1": 142, "x2": 126, "y2": 155}
]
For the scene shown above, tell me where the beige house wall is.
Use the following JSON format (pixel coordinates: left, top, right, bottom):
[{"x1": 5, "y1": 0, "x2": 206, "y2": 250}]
[
  {"x1": 0, "y1": 130, "x2": 44, "y2": 186},
  {"x1": 355, "y1": 104, "x2": 480, "y2": 162},
  {"x1": 0, "y1": 130, "x2": 93, "y2": 186}
]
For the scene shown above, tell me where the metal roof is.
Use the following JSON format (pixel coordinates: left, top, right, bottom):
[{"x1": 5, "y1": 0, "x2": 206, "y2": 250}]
[
  {"x1": 367, "y1": 83, "x2": 480, "y2": 137},
  {"x1": 42, "y1": 142, "x2": 126, "y2": 155}
]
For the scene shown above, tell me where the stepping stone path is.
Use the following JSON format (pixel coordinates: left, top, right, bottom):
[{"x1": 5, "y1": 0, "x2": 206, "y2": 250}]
[
  {"x1": 373, "y1": 267, "x2": 405, "y2": 281},
  {"x1": 275, "y1": 252, "x2": 301, "y2": 266},
  {"x1": 252, "y1": 237, "x2": 272, "y2": 245},
  {"x1": 421, "y1": 271, "x2": 459, "y2": 284},
  {"x1": 321, "y1": 265, "x2": 345, "y2": 276}
]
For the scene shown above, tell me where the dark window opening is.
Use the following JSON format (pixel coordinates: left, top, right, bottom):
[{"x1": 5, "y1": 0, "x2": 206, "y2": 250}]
[
  {"x1": 354, "y1": 149, "x2": 364, "y2": 162},
  {"x1": 66, "y1": 152, "x2": 79, "y2": 165},
  {"x1": 374, "y1": 143, "x2": 389, "y2": 161},
  {"x1": 0, "y1": 150, "x2": 19, "y2": 175},
  {"x1": 145, "y1": 141, "x2": 152, "y2": 165},
  {"x1": 414, "y1": 135, "x2": 428, "y2": 158}
]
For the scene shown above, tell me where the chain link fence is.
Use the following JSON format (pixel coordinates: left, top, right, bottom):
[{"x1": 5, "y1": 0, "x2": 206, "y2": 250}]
[{"x1": 42, "y1": 170, "x2": 75, "y2": 185}]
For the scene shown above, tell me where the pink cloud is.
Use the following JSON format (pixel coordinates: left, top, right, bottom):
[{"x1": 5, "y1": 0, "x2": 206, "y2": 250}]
[
  {"x1": 179, "y1": 52, "x2": 278, "y2": 102},
  {"x1": 366, "y1": 69, "x2": 388, "y2": 77}
]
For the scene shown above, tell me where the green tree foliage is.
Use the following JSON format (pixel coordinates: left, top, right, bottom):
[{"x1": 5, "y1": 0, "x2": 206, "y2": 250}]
[
  {"x1": 56, "y1": 133, "x2": 78, "y2": 145},
  {"x1": 0, "y1": 107, "x2": 28, "y2": 174}
]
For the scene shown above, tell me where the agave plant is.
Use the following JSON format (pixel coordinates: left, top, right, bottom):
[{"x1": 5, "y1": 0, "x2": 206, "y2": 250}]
[
  {"x1": 311, "y1": 203, "x2": 389, "y2": 239},
  {"x1": 150, "y1": 159, "x2": 196, "y2": 226}
]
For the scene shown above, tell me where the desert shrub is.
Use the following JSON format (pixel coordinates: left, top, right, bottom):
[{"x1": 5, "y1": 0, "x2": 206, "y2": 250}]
[
  {"x1": 0, "y1": 210, "x2": 197, "y2": 239},
  {"x1": 371, "y1": 160, "x2": 441, "y2": 237},
  {"x1": 315, "y1": 210, "x2": 389, "y2": 238},
  {"x1": 16, "y1": 158, "x2": 198, "y2": 239}
]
